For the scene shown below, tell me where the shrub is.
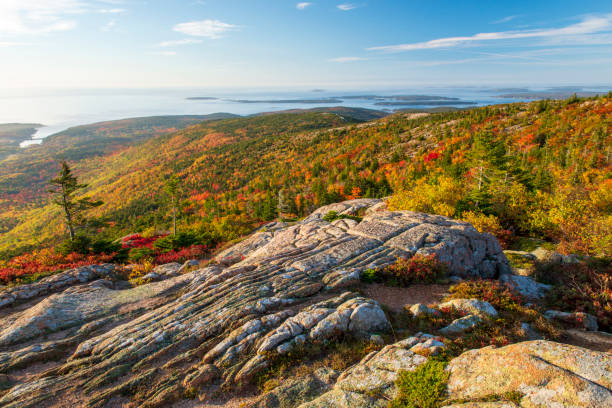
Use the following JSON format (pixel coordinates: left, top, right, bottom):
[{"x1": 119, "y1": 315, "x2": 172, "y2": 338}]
[
  {"x1": 462, "y1": 211, "x2": 514, "y2": 249},
  {"x1": 154, "y1": 245, "x2": 207, "y2": 264},
  {"x1": 323, "y1": 210, "x2": 362, "y2": 223},
  {"x1": 361, "y1": 268, "x2": 378, "y2": 284},
  {"x1": 57, "y1": 234, "x2": 92, "y2": 255},
  {"x1": 539, "y1": 260, "x2": 612, "y2": 331},
  {"x1": 389, "y1": 359, "x2": 449, "y2": 408},
  {"x1": 153, "y1": 231, "x2": 202, "y2": 252},
  {"x1": 91, "y1": 239, "x2": 122, "y2": 255},
  {"x1": 447, "y1": 280, "x2": 523, "y2": 312},
  {"x1": 128, "y1": 247, "x2": 155, "y2": 263},
  {"x1": 381, "y1": 255, "x2": 448, "y2": 286}
]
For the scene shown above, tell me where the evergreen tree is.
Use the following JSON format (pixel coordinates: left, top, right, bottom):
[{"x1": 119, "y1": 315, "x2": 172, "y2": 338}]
[
  {"x1": 165, "y1": 176, "x2": 180, "y2": 236},
  {"x1": 48, "y1": 161, "x2": 102, "y2": 241}
]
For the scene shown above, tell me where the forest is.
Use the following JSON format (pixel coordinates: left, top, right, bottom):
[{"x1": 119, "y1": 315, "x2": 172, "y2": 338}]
[{"x1": 0, "y1": 96, "x2": 610, "y2": 284}]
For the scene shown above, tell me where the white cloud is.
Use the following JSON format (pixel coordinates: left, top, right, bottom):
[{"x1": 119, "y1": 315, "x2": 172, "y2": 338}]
[
  {"x1": 173, "y1": 19, "x2": 237, "y2": 39},
  {"x1": 158, "y1": 38, "x2": 203, "y2": 47},
  {"x1": 337, "y1": 3, "x2": 358, "y2": 11},
  {"x1": 492, "y1": 15, "x2": 519, "y2": 24},
  {"x1": 329, "y1": 56, "x2": 366, "y2": 62},
  {"x1": 368, "y1": 15, "x2": 612, "y2": 52},
  {"x1": 297, "y1": 2, "x2": 312, "y2": 10},
  {"x1": 0, "y1": 0, "x2": 87, "y2": 35}
]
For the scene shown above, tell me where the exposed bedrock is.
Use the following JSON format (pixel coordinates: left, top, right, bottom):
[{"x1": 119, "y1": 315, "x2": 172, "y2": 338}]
[{"x1": 0, "y1": 199, "x2": 511, "y2": 407}]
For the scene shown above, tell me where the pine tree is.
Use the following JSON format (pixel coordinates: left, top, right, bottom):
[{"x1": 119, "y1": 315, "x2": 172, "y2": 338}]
[
  {"x1": 48, "y1": 161, "x2": 102, "y2": 241},
  {"x1": 165, "y1": 176, "x2": 180, "y2": 236}
]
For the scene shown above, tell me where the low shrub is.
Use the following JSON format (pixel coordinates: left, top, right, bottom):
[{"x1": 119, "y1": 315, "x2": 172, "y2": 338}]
[
  {"x1": 57, "y1": 234, "x2": 92, "y2": 255},
  {"x1": 447, "y1": 280, "x2": 523, "y2": 312},
  {"x1": 323, "y1": 210, "x2": 362, "y2": 223},
  {"x1": 538, "y1": 259, "x2": 612, "y2": 331},
  {"x1": 361, "y1": 255, "x2": 448, "y2": 286},
  {"x1": 128, "y1": 247, "x2": 155, "y2": 263},
  {"x1": 462, "y1": 211, "x2": 514, "y2": 249},
  {"x1": 389, "y1": 358, "x2": 449, "y2": 408}
]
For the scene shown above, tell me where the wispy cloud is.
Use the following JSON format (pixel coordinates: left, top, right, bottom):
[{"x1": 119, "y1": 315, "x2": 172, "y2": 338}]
[
  {"x1": 102, "y1": 19, "x2": 117, "y2": 31},
  {"x1": 158, "y1": 38, "x2": 203, "y2": 47},
  {"x1": 296, "y1": 2, "x2": 312, "y2": 10},
  {"x1": 492, "y1": 15, "x2": 520, "y2": 24},
  {"x1": 0, "y1": 0, "x2": 87, "y2": 35},
  {"x1": 337, "y1": 3, "x2": 359, "y2": 11},
  {"x1": 329, "y1": 56, "x2": 366, "y2": 62},
  {"x1": 173, "y1": 19, "x2": 237, "y2": 39},
  {"x1": 368, "y1": 15, "x2": 612, "y2": 52}
]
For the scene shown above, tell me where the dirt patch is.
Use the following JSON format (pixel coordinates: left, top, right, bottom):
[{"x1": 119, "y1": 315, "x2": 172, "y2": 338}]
[{"x1": 360, "y1": 283, "x2": 450, "y2": 313}]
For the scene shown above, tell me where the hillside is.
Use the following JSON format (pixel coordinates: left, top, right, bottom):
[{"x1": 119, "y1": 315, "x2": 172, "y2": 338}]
[
  {"x1": 0, "y1": 123, "x2": 42, "y2": 160},
  {"x1": 0, "y1": 98, "x2": 610, "y2": 261},
  {"x1": 0, "y1": 199, "x2": 610, "y2": 408}
]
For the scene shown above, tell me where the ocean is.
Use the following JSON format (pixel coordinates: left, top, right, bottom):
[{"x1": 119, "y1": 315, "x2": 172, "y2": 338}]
[{"x1": 0, "y1": 86, "x2": 608, "y2": 147}]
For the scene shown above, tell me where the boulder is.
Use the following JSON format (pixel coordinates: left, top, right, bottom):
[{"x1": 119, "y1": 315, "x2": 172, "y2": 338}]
[
  {"x1": 500, "y1": 274, "x2": 551, "y2": 300},
  {"x1": 408, "y1": 303, "x2": 438, "y2": 318},
  {"x1": 438, "y1": 298, "x2": 498, "y2": 317},
  {"x1": 299, "y1": 334, "x2": 445, "y2": 408},
  {"x1": 446, "y1": 340, "x2": 612, "y2": 407},
  {"x1": 544, "y1": 310, "x2": 599, "y2": 331},
  {"x1": 439, "y1": 315, "x2": 483, "y2": 335},
  {"x1": 249, "y1": 368, "x2": 338, "y2": 408},
  {"x1": 0, "y1": 199, "x2": 514, "y2": 408}
]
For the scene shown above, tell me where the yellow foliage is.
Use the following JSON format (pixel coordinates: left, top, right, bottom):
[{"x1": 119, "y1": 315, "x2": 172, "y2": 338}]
[{"x1": 388, "y1": 176, "x2": 464, "y2": 217}]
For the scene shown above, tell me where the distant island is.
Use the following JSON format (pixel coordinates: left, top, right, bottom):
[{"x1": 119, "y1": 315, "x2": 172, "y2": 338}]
[
  {"x1": 338, "y1": 94, "x2": 461, "y2": 101},
  {"x1": 186, "y1": 97, "x2": 219, "y2": 100},
  {"x1": 375, "y1": 100, "x2": 476, "y2": 106},
  {"x1": 497, "y1": 91, "x2": 605, "y2": 99},
  {"x1": 230, "y1": 98, "x2": 344, "y2": 104}
]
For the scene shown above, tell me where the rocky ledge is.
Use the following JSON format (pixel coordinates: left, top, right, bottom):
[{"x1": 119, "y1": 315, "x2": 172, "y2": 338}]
[{"x1": 0, "y1": 199, "x2": 605, "y2": 408}]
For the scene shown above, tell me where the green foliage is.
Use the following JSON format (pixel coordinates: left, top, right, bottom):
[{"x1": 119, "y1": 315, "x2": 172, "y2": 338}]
[
  {"x1": 388, "y1": 359, "x2": 449, "y2": 408},
  {"x1": 128, "y1": 247, "x2": 155, "y2": 262},
  {"x1": 361, "y1": 268, "x2": 378, "y2": 284},
  {"x1": 323, "y1": 210, "x2": 363, "y2": 223},
  {"x1": 48, "y1": 160, "x2": 102, "y2": 240},
  {"x1": 57, "y1": 234, "x2": 92, "y2": 255},
  {"x1": 153, "y1": 231, "x2": 202, "y2": 252}
]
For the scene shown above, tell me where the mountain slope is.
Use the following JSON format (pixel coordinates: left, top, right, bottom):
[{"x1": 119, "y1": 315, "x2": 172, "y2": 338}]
[{"x1": 0, "y1": 97, "x2": 610, "y2": 258}]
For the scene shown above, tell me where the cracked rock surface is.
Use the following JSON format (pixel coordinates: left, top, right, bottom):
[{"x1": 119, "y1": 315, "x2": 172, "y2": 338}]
[{"x1": 0, "y1": 199, "x2": 511, "y2": 407}]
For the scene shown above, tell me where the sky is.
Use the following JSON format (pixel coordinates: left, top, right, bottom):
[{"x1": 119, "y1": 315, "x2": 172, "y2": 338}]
[{"x1": 1, "y1": 0, "x2": 611, "y2": 89}]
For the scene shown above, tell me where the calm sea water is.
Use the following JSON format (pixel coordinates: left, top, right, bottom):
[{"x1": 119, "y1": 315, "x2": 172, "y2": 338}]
[{"x1": 0, "y1": 86, "x2": 606, "y2": 147}]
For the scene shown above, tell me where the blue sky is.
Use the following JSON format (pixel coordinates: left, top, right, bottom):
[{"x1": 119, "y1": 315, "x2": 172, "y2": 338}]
[{"x1": 1, "y1": 0, "x2": 611, "y2": 89}]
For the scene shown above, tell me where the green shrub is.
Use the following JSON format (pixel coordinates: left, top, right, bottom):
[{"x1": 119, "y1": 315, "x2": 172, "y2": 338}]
[
  {"x1": 128, "y1": 247, "x2": 154, "y2": 262},
  {"x1": 323, "y1": 210, "x2": 362, "y2": 223},
  {"x1": 389, "y1": 359, "x2": 449, "y2": 408},
  {"x1": 57, "y1": 234, "x2": 91, "y2": 255},
  {"x1": 361, "y1": 268, "x2": 379, "y2": 283},
  {"x1": 91, "y1": 239, "x2": 122, "y2": 254}
]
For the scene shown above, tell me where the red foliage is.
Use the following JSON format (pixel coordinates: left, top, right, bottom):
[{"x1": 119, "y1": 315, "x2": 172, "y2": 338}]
[
  {"x1": 121, "y1": 234, "x2": 165, "y2": 249},
  {"x1": 424, "y1": 151, "x2": 441, "y2": 162},
  {"x1": 154, "y1": 245, "x2": 208, "y2": 264},
  {"x1": 0, "y1": 250, "x2": 115, "y2": 284}
]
